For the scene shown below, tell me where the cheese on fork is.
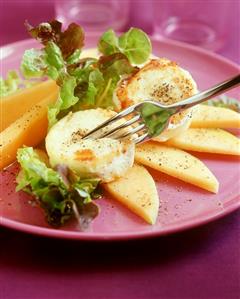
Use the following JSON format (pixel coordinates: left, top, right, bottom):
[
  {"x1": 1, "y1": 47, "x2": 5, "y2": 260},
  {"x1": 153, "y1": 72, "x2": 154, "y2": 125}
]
[{"x1": 114, "y1": 58, "x2": 198, "y2": 141}]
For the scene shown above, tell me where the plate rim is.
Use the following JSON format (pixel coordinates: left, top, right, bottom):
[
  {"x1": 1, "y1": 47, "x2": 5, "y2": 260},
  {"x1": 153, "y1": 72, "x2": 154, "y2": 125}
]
[
  {"x1": 1, "y1": 36, "x2": 240, "y2": 241},
  {"x1": 1, "y1": 198, "x2": 239, "y2": 241}
]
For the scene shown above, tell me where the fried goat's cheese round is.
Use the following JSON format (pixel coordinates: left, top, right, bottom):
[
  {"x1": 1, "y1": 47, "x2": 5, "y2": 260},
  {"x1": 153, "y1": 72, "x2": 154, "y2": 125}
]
[
  {"x1": 114, "y1": 58, "x2": 198, "y2": 141},
  {"x1": 45, "y1": 109, "x2": 135, "y2": 183}
]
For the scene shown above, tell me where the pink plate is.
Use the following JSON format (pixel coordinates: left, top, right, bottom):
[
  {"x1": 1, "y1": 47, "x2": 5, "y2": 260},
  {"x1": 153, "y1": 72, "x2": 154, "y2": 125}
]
[{"x1": 0, "y1": 35, "x2": 240, "y2": 241}]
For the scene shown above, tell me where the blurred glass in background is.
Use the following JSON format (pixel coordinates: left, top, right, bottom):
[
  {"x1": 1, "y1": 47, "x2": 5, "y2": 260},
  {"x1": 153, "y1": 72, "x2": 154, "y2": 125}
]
[
  {"x1": 55, "y1": 0, "x2": 130, "y2": 32},
  {"x1": 152, "y1": 0, "x2": 232, "y2": 51},
  {"x1": 1, "y1": 0, "x2": 238, "y2": 62}
]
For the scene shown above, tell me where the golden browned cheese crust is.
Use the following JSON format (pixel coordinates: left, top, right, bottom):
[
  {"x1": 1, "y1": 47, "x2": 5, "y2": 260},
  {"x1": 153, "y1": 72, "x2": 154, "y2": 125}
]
[{"x1": 116, "y1": 58, "x2": 198, "y2": 125}]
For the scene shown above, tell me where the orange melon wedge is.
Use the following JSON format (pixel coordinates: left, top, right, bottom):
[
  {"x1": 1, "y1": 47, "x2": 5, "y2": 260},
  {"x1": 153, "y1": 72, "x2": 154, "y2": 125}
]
[
  {"x1": 1, "y1": 80, "x2": 58, "y2": 131},
  {"x1": 0, "y1": 92, "x2": 57, "y2": 169}
]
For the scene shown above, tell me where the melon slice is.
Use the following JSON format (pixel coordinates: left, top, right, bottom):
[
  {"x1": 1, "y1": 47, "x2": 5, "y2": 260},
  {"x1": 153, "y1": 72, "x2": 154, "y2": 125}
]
[
  {"x1": 1, "y1": 80, "x2": 58, "y2": 131},
  {"x1": 0, "y1": 93, "x2": 57, "y2": 169},
  {"x1": 103, "y1": 163, "x2": 159, "y2": 224},
  {"x1": 162, "y1": 128, "x2": 240, "y2": 155},
  {"x1": 190, "y1": 105, "x2": 240, "y2": 128},
  {"x1": 135, "y1": 142, "x2": 219, "y2": 193}
]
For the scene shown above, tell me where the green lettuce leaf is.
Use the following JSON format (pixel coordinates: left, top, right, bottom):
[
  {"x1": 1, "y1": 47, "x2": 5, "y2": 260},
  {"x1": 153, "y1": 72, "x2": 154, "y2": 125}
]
[
  {"x1": 95, "y1": 53, "x2": 137, "y2": 109},
  {"x1": 67, "y1": 49, "x2": 81, "y2": 65},
  {"x1": 21, "y1": 49, "x2": 47, "y2": 78},
  {"x1": 140, "y1": 102, "x2": 175, "y2": 137},
  {"x1": 45, "y1": 41, "x2": 64, "y2": 71},
  {"x1": 0, "y1": 71, "x2": 20, "y2": 97},
  {"x1": 16, "y1": 147, "x2": 100, "y2": 228},
  {"x1": 203, "y1": 95, "x2": 240, "y2": 113},
  {"x1": 98, "y1": 29, "x2": 119, "y2": 56},
  {"x1": 97, "y1": 53, "x2": 137, "y2": 78},
  {"x1": 0, "y1": 70, "x2": 38, "y2": 98},
  {"x1": 21, "y1": 21, "x2": 149, "y2": 126},
  {"x1": 98, "y1": 28, "x2": 152, "y2": 65},
  {"x1": 70, "y1": 54, "x2": 136, "y2": 111},
  {"x1": 118, "y1": 28, "x2": 152, "y2": 65},
  {"x1": 48, "y1": 74, "x2": 79, "y2": 127},
  {"x1": 21, "y1": 21, "x2": 86, "y2": 126}
]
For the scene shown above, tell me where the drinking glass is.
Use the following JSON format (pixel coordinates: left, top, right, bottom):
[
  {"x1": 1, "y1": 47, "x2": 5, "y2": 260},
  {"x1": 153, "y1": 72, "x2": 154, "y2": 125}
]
[
  {"x1": 152, "y1": 0, "x2": 232, "y2": 51},
  {"x1": 55, "y1": 0, "x2": 130, "y2": 32}
]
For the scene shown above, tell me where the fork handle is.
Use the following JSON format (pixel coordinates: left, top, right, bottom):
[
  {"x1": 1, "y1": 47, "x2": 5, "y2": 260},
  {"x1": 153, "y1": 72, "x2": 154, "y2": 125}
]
[{"x1": 168, "y1": 74, "x2": 240, "y2": 111}]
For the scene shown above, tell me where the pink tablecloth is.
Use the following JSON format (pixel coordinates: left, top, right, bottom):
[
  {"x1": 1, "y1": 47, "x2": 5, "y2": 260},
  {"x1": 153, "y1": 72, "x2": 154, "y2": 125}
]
[{"x1": 0, "y1": 1, "x2": 240, "y2": 299}]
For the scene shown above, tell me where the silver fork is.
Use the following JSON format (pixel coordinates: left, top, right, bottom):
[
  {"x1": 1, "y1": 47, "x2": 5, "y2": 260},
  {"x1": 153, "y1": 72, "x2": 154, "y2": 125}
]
[{"x1": 83, "y1": 74, "x2": 240, "y2": 144}]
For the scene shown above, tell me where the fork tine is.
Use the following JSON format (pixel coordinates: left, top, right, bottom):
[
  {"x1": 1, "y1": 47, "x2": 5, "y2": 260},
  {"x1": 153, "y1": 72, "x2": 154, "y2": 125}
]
[
  {"x1": 82, "y1": 104, "x2": 139, "y2": 139},
  {"x1": 98, "y1": 114, "x2": 141, "y2": 138},
  {"x1": 116, "y1": 123, "x2": 146, "y2": 139},
  {"x1": 133, "y1": 132, "x2": 150, "y2": 144}
]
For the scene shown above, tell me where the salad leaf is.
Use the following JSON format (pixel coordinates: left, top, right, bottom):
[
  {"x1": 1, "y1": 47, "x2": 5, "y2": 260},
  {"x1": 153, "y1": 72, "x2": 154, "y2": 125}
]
[
  {"x1": 21, "y1": 49, "x2": 47, "y2": 78},
  {"x1": 58, "y1": 75, "x2": 78, "y2": 110},
  {"x1": 22, "y1": 21, "x2": 86, "y2": 126},
  {"x1": 45, "y1": 41, "x2": 64, "y2": 71},
  {"x1": 48, "y1": 74, "x2": 79, "y2": 127},
  {"x1": 0, "y1": 70, "x2": 37, "y2": 98},
  {"x1": 71, "y1": 54, "x2": 136, "y2": 110},
  {"x1": 77, "y1": 202, "x2": 99, "y2": 230},
  {"x1": 67, "y1": 49, "x2": 81, "y2": 65},
  {"x1": 26, "y1": 20, "x2": 84, "y2": 60},
  {"x1": 98, "y1": 28, "x2": 152, "y2": 65},
  {"x1": 58, "y1": 23, "x2": 84, "y2": 59},
  {"x1": 98, "y1": 29, "x2": 119, "y2": 56},
  {"x1": 97, "y1": 53, "x2": 137, "y2": 78},
  {"x1": 203, "y1": 95, "x2": 240, "y2": 113},
  {"x1": 21, "y1": 20, "x2": 151, "y2": 125},
  {"x1": 95, "y1": 53, "x2": 138, "y2": 109},
  {"x1": 25, "y1": 20, "x2": 62, "y2": 45},
  {"x1": 140, "y1": 102, "x2": 175, "y2": 137},
  {"x1": 119, "y1": 28, "x2": 152, "y2": 65},
  {"x1": 16, "y1": 147, "x2": 100, "y2": 228},
  {"x1": 0, "y1": 71, "x2": 20, "y2": 97}
]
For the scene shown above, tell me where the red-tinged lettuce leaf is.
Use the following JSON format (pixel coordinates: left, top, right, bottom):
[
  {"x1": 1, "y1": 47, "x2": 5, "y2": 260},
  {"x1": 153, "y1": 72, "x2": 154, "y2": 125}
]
[
  {"x1": 77, "y1": 202, "x2": 99, "y2": 230},
  {"x1": 16, "y1": 147, "x2": 101, "y2": 229},
  {"x1": 25, "y1": 20, "x2": 62, "y2": 45},
  {"x1": 58, "y1": 23, "x2": 85, "y2": 59},
  {"x1": 21, "y1": 21, "x2": 144, "y2": 124},
  {"x1": 25, "y1": 20, "x2": 84, "y2": 59},
  {"x1": 67, "y1": 57, "x2": 97, "y2": 78}
]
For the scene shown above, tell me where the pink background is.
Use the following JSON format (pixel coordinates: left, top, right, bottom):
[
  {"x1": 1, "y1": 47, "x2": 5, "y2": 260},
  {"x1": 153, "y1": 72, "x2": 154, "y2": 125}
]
[
  {"x1": 0, "y1": 1, "x2": 240, "y2": 299},
  {"x1": 0, "y1": 0, "x2": 240, "y2": 62}
]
